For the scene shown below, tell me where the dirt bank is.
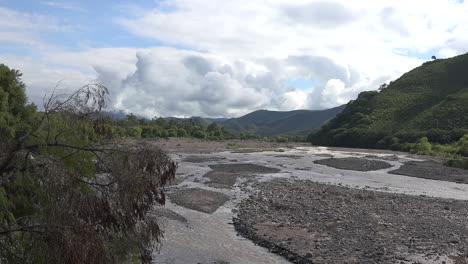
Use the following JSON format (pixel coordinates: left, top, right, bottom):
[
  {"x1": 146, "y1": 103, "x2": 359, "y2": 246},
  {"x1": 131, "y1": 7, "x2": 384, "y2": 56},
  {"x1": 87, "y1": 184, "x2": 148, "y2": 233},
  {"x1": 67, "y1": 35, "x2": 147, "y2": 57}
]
[{"x1": 234, "y1": 179, "x2": 468, "y2": 264}]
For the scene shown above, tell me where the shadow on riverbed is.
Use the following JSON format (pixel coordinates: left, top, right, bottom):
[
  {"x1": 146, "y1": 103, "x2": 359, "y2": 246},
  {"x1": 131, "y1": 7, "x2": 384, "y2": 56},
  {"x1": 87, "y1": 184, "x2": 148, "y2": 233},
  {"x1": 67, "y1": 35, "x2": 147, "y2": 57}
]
[
  {"x1": 314, "y1": 157, "x2": 393, "y2": 171},
  {"x1": 389, "y1": 160, "x2": 468, "y2": 184}
]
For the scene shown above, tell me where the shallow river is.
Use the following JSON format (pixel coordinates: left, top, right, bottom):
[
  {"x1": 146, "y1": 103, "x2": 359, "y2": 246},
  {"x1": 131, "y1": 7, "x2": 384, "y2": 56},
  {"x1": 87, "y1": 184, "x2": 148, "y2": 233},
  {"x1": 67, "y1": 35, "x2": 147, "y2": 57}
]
[{"x1": 152, "y1": 146, "x2": 468, "y2": 263}]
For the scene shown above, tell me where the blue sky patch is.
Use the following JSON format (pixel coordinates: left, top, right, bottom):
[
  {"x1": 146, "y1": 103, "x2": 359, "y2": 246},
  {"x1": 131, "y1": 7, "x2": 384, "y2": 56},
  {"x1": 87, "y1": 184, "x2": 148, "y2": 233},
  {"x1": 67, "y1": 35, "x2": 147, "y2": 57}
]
[
  {"x1": 1, "y1": 0, "x2": 179, "y2": 53},
  {"x1": 286, "y1": 78, "x2": 318, "y2": 91}
]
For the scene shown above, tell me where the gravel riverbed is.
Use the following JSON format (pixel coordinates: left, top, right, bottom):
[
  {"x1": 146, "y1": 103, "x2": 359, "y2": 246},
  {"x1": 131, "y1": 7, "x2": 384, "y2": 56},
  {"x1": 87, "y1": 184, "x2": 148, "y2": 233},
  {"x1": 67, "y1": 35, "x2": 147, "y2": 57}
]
[
  {"x1": 234, "y1": 179, "x2": 468, "y2": 264},
  {"x1": 148, "y1": 138, "x2": 468, "y2": 264}
]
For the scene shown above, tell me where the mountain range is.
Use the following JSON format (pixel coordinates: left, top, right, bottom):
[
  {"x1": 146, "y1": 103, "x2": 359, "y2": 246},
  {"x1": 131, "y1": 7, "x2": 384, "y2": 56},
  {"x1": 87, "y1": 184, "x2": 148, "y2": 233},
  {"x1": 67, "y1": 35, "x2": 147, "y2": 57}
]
[{"x1": 217, "y1": 105, "x2": 345, "y2": 136}]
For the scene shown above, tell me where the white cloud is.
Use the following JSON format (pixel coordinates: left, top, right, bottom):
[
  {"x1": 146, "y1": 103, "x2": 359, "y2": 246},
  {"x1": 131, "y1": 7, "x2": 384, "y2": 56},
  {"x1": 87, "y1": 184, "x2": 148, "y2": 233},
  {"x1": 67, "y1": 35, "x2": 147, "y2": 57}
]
[
  {"x1": 2, "y1": 1, "x2": 468, "y2": 117},
  {"x1": 93, "y1": 48, "x2": 287, "y2": 118},
  {"x1": 0, "y1": 7, "x2": 70, "y2": 51},
  {"x1": 0, "y1": 54, "x2": 94, "y2": 105}
]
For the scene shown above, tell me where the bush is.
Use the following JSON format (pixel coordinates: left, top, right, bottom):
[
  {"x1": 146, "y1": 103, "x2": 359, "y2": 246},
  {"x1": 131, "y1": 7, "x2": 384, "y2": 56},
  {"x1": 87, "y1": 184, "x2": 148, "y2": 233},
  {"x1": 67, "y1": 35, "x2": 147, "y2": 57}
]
[
  {"x1": 177, "y1": 128, "x2": 187, "y2": 137},
  {"x1": 126, "y1": 126, "x2": 142, "y2": 138},
  {"x1": 410, "y1": 137, "x2": 432, "y2": 154},
  {"x1": 167, "y1": 128, "x2": 177, "y2": 137},
  {"x1": 192, "y1": 129, "x2": 206, "y2": 139},
  {"x1": 456, "y1": 134, "x2": 468, "y2": 157},
  {"x1": 275, "y1": 135, "x2": 289, "y2": 143}
]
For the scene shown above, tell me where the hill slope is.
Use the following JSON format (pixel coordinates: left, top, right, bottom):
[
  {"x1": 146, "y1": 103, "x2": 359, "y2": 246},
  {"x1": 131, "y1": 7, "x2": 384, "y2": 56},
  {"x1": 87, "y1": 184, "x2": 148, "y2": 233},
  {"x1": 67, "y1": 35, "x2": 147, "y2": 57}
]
[
  {"x1": 219, "y1": 105, "x2": 345, "y2": 136},
  {"x1": 310, "y1": 53, "x2": 468, "y2": 148}
]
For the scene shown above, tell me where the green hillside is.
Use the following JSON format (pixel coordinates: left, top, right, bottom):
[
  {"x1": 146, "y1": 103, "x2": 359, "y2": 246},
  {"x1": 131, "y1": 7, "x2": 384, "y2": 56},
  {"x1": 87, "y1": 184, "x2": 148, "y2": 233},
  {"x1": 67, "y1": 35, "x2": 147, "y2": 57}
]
[
  {"x1": 220, "y1": 105, "x2": 345, "y2": 136},
  {"x1": 310, "y1": 53, "x2": 468, "y2": 149}
]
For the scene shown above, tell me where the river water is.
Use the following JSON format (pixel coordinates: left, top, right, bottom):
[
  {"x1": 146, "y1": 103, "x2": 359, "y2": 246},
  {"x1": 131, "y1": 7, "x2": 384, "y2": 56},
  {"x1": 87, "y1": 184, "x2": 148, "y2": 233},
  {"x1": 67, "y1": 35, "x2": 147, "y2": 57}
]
[{"x1": 152, "y1": 146, "x2": 468, "y2": 263}]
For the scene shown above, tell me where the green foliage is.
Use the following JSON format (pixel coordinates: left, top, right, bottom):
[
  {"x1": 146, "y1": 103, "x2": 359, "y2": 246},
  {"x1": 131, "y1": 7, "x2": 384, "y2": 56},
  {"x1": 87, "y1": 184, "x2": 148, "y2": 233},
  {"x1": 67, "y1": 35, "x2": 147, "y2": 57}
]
[
  {"x1": 0, "y1": 64, "x2": 37, "y2": 139},
  {"x1": 310, "y1": 53, "x2": 468, "y2": 153},
  {"x1": 0, "y1": 65, "x2": 176, "y2": 263},
  {"x1": 192, "y1": 129, "x2": 207, "y2": 139},
  {"x1": 176, "y1": 128, "x2": 187, "y2": 137},
  {"x1": 126, "y1": 126, "x2": 142, "y2": 138},
  {"x1": 410, "y1": 137, "x2": 432, "y2": 155},
  {"x1": 167, "y1": 128, "x2": 177, "y2": 137},
  {"x1": 274, "y1": 135, "x2": 289, "y2": 143},
  {"x1": 112, "y1": 114, "x2": 238, "y2": 141},
  {"x1": 456, "y1": 134, "x2": 468, "y2": 156}
]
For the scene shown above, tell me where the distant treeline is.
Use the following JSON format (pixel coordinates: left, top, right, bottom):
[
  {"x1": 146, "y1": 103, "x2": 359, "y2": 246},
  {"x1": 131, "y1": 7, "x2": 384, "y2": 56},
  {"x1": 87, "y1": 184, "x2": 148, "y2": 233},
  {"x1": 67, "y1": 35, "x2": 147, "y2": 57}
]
[{"x1": 107, "y1": 113, "x2": 307, "y2": 142}]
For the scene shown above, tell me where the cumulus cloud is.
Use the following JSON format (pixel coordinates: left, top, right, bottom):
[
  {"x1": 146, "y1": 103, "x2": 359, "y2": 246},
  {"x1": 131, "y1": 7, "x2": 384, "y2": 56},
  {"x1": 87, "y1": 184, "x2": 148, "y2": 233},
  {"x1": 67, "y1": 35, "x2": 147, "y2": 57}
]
[
  {"x1": 2, "y1": 0, "x2": 468, "y2": 117},
  {"x1": 90, "y1": 48, "x2": 293, "y2": 118}
]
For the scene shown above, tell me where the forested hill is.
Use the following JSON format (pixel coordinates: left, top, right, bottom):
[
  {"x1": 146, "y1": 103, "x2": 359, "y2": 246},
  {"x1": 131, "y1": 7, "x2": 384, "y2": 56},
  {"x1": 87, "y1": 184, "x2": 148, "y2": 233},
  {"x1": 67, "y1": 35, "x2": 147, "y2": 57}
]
[
  {"x1": 219, "y1": 105, "x2": 345, "y2": 136},
  {"x1": 309, "y1": 53, "x2": 468, "y2": 149}
]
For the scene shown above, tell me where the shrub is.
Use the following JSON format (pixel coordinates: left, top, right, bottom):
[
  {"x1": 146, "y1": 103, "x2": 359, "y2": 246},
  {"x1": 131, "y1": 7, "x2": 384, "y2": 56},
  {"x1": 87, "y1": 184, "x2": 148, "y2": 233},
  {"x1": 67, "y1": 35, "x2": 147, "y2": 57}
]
[
  {"x1": 410, "y1": 137, "x2": 432, "y2": 154},
  {"x1": 177, "y1": 128, "x2": 187, "y2": 137},
  {"x1": 456, "y1": 134, "x2": 468, "y2": 157},
  {"x1": 167, "y1": 128, "x2": 177, "y2": 137},
  {"x1": 275, "y1": 135, "x2": 289, "y2": 143}
]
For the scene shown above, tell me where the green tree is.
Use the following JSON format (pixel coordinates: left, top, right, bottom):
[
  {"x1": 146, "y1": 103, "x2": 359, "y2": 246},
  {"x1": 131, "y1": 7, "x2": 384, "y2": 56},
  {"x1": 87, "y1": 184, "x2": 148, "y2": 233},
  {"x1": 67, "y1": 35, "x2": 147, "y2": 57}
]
[
  {"x1": 0, "y1": 64, "x2": 36, "y2": 139},
  {"x1": 126, "y1": 126, "x2": 142, "y2": 138},
  {"x1": 457, "y1": 134, "x2": 468, "y2": 156},
  {"x1": 410, "y1": 137, "x2": 432, "y2": 154},
  {"x1": 167, "y1": 128, "x2": 177, "y2": 137},
  {"x1": 0, "y1": 65, "x2": 176, "y2": 264},
  {"x1": 177, "y1": 128, "x2": 187, "y2": 137}
]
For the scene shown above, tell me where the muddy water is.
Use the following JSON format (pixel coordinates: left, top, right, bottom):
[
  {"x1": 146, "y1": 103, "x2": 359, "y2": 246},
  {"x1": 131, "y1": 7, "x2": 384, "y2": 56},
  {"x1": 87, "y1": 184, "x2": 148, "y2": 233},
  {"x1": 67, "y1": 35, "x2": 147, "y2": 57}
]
[{"x1": 152, "y1": 146, "x2": 468, "y2": 263}]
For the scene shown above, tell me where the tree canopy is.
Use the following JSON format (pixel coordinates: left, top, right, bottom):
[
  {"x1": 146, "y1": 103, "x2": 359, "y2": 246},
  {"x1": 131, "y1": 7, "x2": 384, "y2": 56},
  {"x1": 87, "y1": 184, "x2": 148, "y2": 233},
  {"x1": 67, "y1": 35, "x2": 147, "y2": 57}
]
[{"x1": 0, "y1": 64, "x2": 176, "y2": 263}]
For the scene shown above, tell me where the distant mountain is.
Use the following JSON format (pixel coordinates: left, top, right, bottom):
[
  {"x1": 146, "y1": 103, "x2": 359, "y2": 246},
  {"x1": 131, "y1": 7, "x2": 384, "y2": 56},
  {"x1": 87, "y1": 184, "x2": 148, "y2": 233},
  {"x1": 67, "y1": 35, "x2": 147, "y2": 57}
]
[
  {"x1": 165, "y1": 116, "x2": 214, "y2": 128},
  {"x1": 310, "y1": 53, "x2": 468, "y2": 148},
  {"x1": 205, "y1": 117, "x2": 228, "y2": 122},
  {"x1": 218, "y1": 105, "x2": 346, "y2": 136}
]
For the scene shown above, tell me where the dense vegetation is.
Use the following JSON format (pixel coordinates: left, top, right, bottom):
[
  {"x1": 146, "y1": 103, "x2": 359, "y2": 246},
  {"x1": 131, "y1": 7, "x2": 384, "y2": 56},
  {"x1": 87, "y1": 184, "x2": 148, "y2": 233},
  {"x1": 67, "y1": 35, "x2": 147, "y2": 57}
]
[
  {"x1": 0, "y1": 64, "x2": 176, "y2": 263},
  {"x1": 309, "y1": 53, "x2": 468, "y2": 162},
  {"x1": 219, "y1": 106, "x2": 345, "y2": 137},
  {"x1": 107, "y1": 113, "x2": 305, "y2": 142},
  {"x1": 109, "y1": 114, "x2": 232, "y2": 140}
]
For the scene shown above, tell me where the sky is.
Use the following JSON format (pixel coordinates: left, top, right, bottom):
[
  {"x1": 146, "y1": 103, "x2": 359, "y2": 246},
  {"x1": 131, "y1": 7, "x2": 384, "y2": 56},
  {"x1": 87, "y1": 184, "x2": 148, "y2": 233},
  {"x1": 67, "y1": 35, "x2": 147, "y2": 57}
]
[{"x1": 1, "y1": 0, "x2": 467, "y2": 118}]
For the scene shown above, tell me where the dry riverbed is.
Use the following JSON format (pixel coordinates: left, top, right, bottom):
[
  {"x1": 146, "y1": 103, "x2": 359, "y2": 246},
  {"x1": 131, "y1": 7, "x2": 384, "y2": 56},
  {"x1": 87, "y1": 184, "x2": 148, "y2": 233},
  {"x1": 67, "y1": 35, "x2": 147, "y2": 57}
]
[{"x1": 149, "y1": 138, "x2": 468, "y2": 264}]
